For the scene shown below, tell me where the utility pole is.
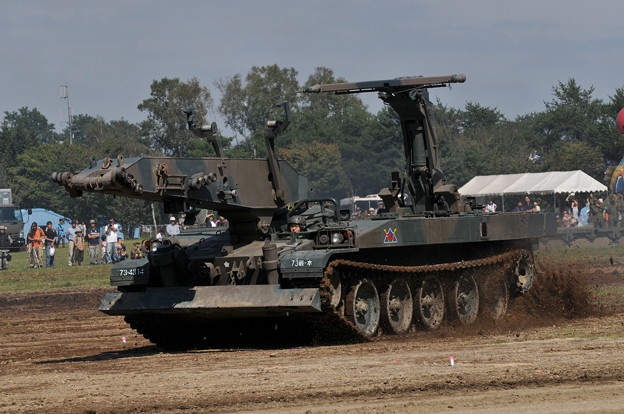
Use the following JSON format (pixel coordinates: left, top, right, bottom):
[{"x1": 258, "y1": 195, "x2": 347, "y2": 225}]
[{"x1": 60, "y1": 84, "x2": 73, "y2": 144}]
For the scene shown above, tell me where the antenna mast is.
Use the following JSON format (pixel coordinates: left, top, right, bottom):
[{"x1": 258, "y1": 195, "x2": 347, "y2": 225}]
[{"x1": 60, "y1": 84, "x2": 73, "y2": 144}]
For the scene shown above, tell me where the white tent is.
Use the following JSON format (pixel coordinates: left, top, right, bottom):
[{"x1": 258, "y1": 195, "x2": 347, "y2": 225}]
[
  {"x1": 459, "y1": 170, "x2": 607, "y2": 196},
  {"x1": 458, "y1": 170, "x2": 608, "y2": 211}
]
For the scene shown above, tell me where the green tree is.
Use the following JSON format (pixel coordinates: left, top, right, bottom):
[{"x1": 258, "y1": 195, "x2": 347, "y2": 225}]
[
  {"x1": 289, "y1": 67, "x2": 386, "y2": 196},
  {"x1": 522, "y1": 79, "x2": 624, "y2": 175},
  {"x1": 216, "y1": 65, "x2": 300, "y2": 156},
  {"x1": 356, "y1": 106, "x2": 403, "y2": 195},
  {"x1": 551, "y1": 141, "x2": 604, "y2": 177},
  {"x1": 187, "y1": 133, "x2": 235, "y2": 158},
  {"x1": 11, "y1": 143, "x2": 94, "y2": 212},
  {"x1": 138, "y1": 77, "x2": 213, "y2": 156},
  {"x1": 0, "y1": 107, "x2": 58, "y2": 187},
  {"x1": 10, "y1": 143, "x2": 152, "y2": 231},
  {"x1": 535, "y1": 79, "x2": 603, "y2": 147},
  {"x1": 79, "y1": 117, "x2": 148, "y2": 157},
  {"x1": 434, "y1": 101, "x2": 532, "y2": 186},
  {"x1": 66, "y1": 114, "x2": 98, "y2": 146},
  {"x1": 279, "y1": 142, "x2": 350, "y2": 199},
  {"x1": 607, "y1": 87, "x2": 624, "y2": 114},
  {"x1": 461, "y1": 102, "x2": 506, "y2": 129}
]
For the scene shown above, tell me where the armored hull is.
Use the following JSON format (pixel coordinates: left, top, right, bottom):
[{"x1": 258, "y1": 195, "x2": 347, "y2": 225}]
[{"x1": 97, "y1": 210, "x2": 555, "y2": 348}]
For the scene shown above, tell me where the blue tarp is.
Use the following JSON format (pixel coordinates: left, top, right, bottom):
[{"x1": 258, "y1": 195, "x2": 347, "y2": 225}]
[
  {"x1": 21, "y1": 208, "x2": 69, "y2": 239},
  {"x1": 20, "y1": 208, "x2": 138, "y2": 239}
]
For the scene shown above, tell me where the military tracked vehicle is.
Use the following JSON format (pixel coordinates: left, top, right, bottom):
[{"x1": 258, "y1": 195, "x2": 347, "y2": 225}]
[{"x1": 52, "y1": 74, "x2": 556, "y2": 348}]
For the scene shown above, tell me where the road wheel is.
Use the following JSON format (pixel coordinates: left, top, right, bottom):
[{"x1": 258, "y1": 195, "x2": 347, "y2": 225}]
[
  {"x1": 380, "y1": 278, "x2": 413, "y2": 335},
  {"x1": 345, "y1": 279, "x2": 381, "y2": 337},
  {"x1": 448, "y1": 275, "x2": 479, "y2": 325},
  {"x1": 479, "y1": 274, "x2": 509, "y2": 321},
  {"x1": 414, "y1": 276, "x2": 445, "y2": 330}
]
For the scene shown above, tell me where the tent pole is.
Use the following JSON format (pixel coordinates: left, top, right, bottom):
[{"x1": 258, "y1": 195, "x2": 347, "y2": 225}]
[
  {"x1": 553, "y1": 192, "x2": 556, "y2": 213},
  {"x1": 502, "y1": 194, "x2": 505, "y2": 212}
]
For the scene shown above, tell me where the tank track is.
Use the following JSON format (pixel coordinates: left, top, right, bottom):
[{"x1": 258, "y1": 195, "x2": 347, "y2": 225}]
[{"x1": 313, "y1": 249, "x2": 530, "y2": 343}]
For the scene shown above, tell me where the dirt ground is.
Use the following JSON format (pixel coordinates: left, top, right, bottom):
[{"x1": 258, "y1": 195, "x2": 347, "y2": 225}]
[{"x1": 1, "y1": 263, "x2": 624, "y2": 414}]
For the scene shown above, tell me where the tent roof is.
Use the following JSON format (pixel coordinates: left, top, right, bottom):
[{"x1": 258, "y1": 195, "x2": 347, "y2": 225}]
[{"x1": 458, "y1": 170, "x2": 607, "y2": 197}]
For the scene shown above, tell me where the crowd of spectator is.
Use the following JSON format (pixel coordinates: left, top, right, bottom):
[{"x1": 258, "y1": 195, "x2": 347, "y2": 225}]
[
  {"x1": 560, "y1": 192, "x2": 624, "y2": 229},
  {"x1": 482, "y1": 192, "x2": 623, "y2": 229},
  {"x1": 483, "y1": 196, "x2": 541, "y2": 213},
  {"x1": 25, "y1": 217, "x2": 139, "y2": 268},
  {"x1": 25, "y1": 213, "x2": 229, "y2": 269}
]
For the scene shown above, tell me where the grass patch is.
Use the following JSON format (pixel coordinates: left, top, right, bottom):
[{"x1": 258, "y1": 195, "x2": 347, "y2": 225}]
[
  {"x1": 0, "y1": 245, "x2": 112, "y2": 292},
  {"x1": 535, "y1": 244, "x2": 624, "y2": 266},
  {"x1": 2, "y1": 239, "x2": 624, "y2": 294},
  {"x1": 592, "y1": 285, "x2": 624, "y2": 297}
]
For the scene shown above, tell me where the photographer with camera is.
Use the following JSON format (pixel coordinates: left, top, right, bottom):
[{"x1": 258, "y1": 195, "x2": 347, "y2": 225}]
[{"x1": 104, "y1": 218, "x2": 118, "y2": 264}]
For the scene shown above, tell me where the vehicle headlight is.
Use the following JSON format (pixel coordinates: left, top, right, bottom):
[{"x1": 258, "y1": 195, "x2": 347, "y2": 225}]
[{"x1": 331, "y1": 232, "x2": 344, "y2": 244}]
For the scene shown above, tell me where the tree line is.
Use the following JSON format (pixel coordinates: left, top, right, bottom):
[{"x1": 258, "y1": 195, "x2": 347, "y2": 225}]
[{"x1": 1, "y1": 65, "x2": 623, "y2": 231}]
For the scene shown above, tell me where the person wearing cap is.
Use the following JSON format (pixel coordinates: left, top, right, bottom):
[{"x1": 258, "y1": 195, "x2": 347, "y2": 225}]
[
  {"x1": 104, "y1": 218, "x2": 118, "y2": 264},
  {"x1": 87, "y1": 219, "x2": 101, "y2": 265},
  {"x1": 73, "y1": 228, "x2": 85, "y2": 266},
  {"x1": 66, "y1": 219, "x2": 79, "y2": 266},
  {"x1": 27, "y1": 222, "x2": 45, "y2": 268},
  {"x1": 206, "y1": 213, "x2": 217, "y2": 228},
  {"x1": 166, "y1": 217, "x2": 181, "y2": 237},
  {"x1": 131, "y1": 242, "x2": 144, "y2": 260},
  {"x1": 56, "y1": 218, "x2": 66, "y2": 247},
  {"x1": 44, "y1": 221, "x2": 57, "y2": 267}
]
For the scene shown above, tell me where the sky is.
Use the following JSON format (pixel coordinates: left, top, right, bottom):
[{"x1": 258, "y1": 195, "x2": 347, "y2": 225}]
[{"x1": 1, "y1": 0, "x2": 623, "y2": 134}]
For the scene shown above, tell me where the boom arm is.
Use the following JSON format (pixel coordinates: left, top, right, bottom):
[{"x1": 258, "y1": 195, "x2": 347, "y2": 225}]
[
  {"x1": 304, "y1": 74, "x2": 466, "y2": 214},
  {"x1": 51, "y1": 110, "x2": 310, "y2": 243},
  {"x1": 303, "y1": 74, "x2": 466, "y2": 95}
]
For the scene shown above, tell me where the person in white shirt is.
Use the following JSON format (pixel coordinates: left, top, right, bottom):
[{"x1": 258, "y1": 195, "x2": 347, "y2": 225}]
[
  {"x1": 485, "y1": 200, "x2": 497, "y2": 213},
  {"x1": 156, "y1": 227, "x2": 166, "y2": 241},
  {"x1": 166, "y1": 217, "x2": 181, "y2": 237},
  {"x1": 206, "y1": 213, "x2": 217, "y2": 228},
  {"x1": 104, "y1": 218, "x2": 118, "y2": 264}
]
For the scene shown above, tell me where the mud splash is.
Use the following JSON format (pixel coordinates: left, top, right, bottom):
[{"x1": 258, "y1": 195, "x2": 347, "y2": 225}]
[
  {"x1": 517, "y1": 264, "x2": 597, "y2": 320},
  {"x1": 396, "y1": 262, "x2": 616, "y2": 343}
]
